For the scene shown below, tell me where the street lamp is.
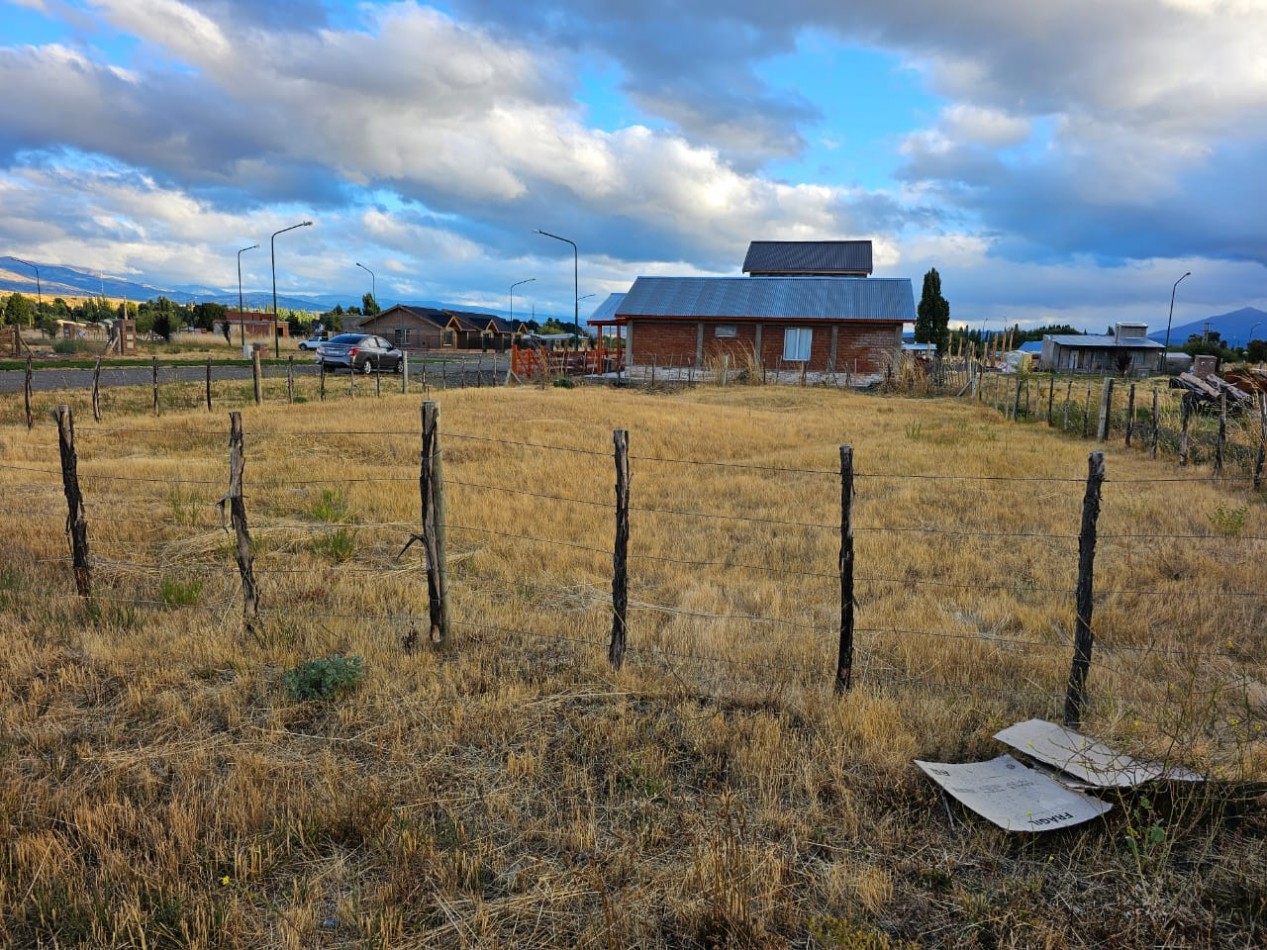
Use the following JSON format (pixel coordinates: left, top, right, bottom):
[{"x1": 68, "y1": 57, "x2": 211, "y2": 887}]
[
  {"x1": 355, "y1": 261, "x2": 375, "y2": 306},
  {"x1": 509, "y1": 277, "x2": 535, "y2": 327},
  {"x1": 237, "y1": 243, "x2": 259, "y2": 347},
  {"x1": 1161, "y1": 271, "x2": 1191, "y2": 373},
  {"x1": 534, "y1": 229, "x2": 578, "y2": 344},
  {"x1": 5, "y1": 255, "x2": 42, "y2": 324},
  {"x1": 271, "y1": 220, "x2": 313, "y2": 358}
]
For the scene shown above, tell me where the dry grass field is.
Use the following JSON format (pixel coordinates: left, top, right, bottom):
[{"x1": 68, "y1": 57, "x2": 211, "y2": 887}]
[{"x1": 0, "y1": 375, "x2": 1264, "y2": 948}]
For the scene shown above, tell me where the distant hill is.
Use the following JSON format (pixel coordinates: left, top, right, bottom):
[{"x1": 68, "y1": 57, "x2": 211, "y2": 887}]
[{"x1": 1148, "y1": 306, "x2": 1267, "y2": 348}]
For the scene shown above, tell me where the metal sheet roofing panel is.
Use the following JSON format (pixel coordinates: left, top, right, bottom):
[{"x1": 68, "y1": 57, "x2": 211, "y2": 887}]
[
  {"x1": 586, "y1": 292, "x2": 625, "y2": 324},
  {"x1": 743, "y1": 241, "x2": 873, "y2": 275},
  {"x1": 1048, "y1": 334, "x2": 1164, "y2": 349},
  {"x1": 616, "y1": 276, "x2": 913, "y2": 322}
]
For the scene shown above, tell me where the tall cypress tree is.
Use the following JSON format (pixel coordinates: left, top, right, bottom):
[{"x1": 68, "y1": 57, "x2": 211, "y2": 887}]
[{"x1": 915, "y1": 268, "x2": 950, "y2": 353}]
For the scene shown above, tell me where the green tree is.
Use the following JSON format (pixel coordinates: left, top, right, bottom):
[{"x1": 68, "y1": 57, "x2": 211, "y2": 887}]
[
  {"x1": 362, "y1": 292, "x2": 380, "y2": 316},
  {"x1": 4, "y1": 292, "x2": 33, "y2": 327},
  {"x1": 192, "y1": 301, "x2": 227, "y2": 331},
  {"x1": 914, "y1": 268, "x2": 950, "y2": 353},
  {"x1": 1247, "y1": 339, "x2": 1267, "y2": 363}
]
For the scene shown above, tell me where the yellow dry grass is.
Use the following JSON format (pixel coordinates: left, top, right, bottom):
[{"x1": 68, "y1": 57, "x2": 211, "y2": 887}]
[{"x1": 0, "y1": 376, "x2": 1264, "y2": 947}]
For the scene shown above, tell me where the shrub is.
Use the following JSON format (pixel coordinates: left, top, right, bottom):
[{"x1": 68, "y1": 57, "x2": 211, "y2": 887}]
[
  {"x1": 552, "y1": 375, "x2": 576, "y2": 389},
  {"x1": 283, "y1": 654, "x2": 365, "y2": 701},
  {"x1": 52, "y1": 338, "x2": 104, "y2": 355}
]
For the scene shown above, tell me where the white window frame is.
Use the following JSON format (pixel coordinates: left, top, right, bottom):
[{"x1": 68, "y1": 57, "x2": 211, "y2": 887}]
[
  {"x1": 395, "y1": 328, "x2": 410, "y2": 346},
  {"x1": 783, "y1": 327, "x2": 812, "y2": 362},
  {"x1": 714, "y1": 324, "x2": 738, "y2": 339}
]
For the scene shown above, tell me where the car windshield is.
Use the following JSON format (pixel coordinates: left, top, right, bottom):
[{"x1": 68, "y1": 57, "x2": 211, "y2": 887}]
[{"x1": 326, "y1": 334, "x2": 366, "y2": 345}]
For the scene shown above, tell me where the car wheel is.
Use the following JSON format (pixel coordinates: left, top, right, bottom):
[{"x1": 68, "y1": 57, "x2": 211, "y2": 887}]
[
  {"x1": 361, "y1": 359, "x2": 374, "y2": 375},
  {"x1": 393, "y1": 357, "x2": 403, "y2": 374}
]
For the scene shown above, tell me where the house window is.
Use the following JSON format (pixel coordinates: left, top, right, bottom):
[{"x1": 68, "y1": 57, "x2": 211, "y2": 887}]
[
  {"x1": 783, "y1": 327, "x2": 812, "y2": 362},
  {"x1": 715, "y1": 324, "x2": 738, "y2": 339},
  {"x1": 395, "y1": 328, "x2": 410, "y2": 346}
]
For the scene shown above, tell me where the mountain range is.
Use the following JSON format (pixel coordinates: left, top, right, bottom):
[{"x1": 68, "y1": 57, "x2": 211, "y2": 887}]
[{"x1": 1146, "y1": 306, "x2": 1267, "y2": 348}]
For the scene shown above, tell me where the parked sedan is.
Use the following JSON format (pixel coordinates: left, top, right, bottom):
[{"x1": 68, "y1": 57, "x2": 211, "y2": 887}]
[
  {"x1": 315, "y1": 333, "x2": 403, "y2": 373},
  {"x1": 297, "y1": 333, "x2": 328, "y2": 351}
]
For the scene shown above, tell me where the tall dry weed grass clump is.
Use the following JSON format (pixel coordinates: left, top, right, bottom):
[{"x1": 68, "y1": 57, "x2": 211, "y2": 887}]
[{"x1": 0, "y1": 376, "x2": 1264, "y2": 947}]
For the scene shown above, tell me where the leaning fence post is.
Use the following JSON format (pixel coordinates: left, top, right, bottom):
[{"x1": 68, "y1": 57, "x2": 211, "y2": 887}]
[
  {"x1": 252, "y1": 349, "x2": 262, "y2": 405},
  {"x1": 1214, "y1": 392, "x2": 1226, "y2": 476},
  {"x1": 287, "y1": 356, "x2": 295, "y2": 404},
  {"x1": 420, "y1": 401, "x2": 450, "y2": 645},
  {"x1": 92, "y1": 356, "x2": 103, "y2": 422},
  {"x1": 1255, "y1": 393, "x2": 1267, "y2": 491},
  {"x1": 610, "y1": 429, "x2": 630, "y2": 670},
  {"x1": 1096, "y1": 378, "x2": 1113, "y2": 441},
  {"x1": 152, "y1": 356, "x2": 160, "y2": 415},
  {"x1": 1125, "y1": 383, "x2": 1136, "y2": 447},
  {"x1": 24, "y1": 354, "x2": 34, "y2": 430},
  {"x1": 205, "y1": 357, "x2": 213, "y2": 412},
  {"x1": 1064, "y1": 451, "x2": 1105, "y2": 729},
  {"x1": 1150, "y1": 388, "x2": 1159, "y2": 459},
  {"x1": 835, "y1": 444, "x2": 855, "y2": 694},
  {"x1": 226, "y1": 412, "x2": 259, "y2": 631},
  {"x1": 55, "y1": 405, "x2": 91, "y2": 598}
]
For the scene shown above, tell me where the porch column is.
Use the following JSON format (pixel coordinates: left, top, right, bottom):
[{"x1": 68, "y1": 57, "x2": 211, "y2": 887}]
[
  {"x1": 754, "y1": 324, "x2": 763, "y2": 369},
  {"x1": 696, "y1": 322, "x2": 705, "y2": 366},
  {"x1": 626, "y1": 321, "x2": 635, "y2": 367},
  {"x1": 829, "y1": 325, "x2": 840, "y2": 373}
]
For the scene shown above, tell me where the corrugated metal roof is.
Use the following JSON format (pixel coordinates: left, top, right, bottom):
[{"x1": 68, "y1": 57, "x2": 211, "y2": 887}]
[
  {"x1": 615, "y1": 276, "x2": 913, "y2": 322},
  {"x1": 586, "y1": 292, "x2": 625, "y2": 325},
  {"x1": 1048, "y1": 334, "x2": 1164, "y2": 349},
  {"x1": 743, "y1": 241, "x2": 873, "y2": 275}
]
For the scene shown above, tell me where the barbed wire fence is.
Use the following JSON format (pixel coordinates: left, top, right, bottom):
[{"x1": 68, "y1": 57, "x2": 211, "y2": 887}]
[{"x1": 4, "y1": 400, "x2": 1265, "y2": 761}]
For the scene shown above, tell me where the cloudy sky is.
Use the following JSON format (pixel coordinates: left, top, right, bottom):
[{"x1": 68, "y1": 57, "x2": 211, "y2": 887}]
[{"x1": 1, "y1": 0, "x2": 1264, "y2": 329}]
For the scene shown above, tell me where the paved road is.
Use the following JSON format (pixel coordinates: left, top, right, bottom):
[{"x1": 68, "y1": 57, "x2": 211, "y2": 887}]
[{"x1": 0, "y1": 358, "x2": 502, "y2": 393}]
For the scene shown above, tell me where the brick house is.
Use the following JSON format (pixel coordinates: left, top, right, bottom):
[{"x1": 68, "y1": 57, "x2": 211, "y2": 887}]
[{"x1": 608, "y1": 274, "x2": 913, "y2": 381}]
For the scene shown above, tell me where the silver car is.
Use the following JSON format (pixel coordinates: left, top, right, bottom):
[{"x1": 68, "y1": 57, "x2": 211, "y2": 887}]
[{"x1": 316, "y1": 333, "x2": 403, "y2": 373}]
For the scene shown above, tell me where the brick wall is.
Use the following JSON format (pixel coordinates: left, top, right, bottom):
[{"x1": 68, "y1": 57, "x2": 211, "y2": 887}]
[{"x1": 630, "y1": 318, "x2": 901, "y2": 373}]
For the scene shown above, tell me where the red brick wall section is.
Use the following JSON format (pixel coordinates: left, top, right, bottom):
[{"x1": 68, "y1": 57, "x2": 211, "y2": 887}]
[{"x1": 631, "y1": 319, "x2": 901, "y2": 373}]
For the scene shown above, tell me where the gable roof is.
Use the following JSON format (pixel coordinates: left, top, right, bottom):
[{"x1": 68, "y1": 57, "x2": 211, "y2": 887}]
[
  {"x1": 357, "y1": 304, "x2": 451, "y2": 329},
  {"x1": 615, "y1": 276, "x2": 913, "y2": 322},
  {"x1": 1046, "y1": 334, "x2": 1163, "y2": 350},
  {"x1": 743, "y1": 240, "x2": 873, "y2": 276}
]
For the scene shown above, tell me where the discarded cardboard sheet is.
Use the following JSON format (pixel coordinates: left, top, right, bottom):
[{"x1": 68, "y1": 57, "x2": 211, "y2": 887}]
[
  {"x1": 994, "y1": 719, "x2": 1203, "y2": 788},
  {"x1": 915, "y1": 754, "x2": 1112, "y2": 832}
]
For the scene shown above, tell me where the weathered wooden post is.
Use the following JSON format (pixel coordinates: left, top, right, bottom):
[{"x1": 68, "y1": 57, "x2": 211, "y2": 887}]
[
  {"x1": 835, "y1": 444, "x2": 856, "y2": 694},
  {"x1": 420, "y1": 401, "x2": 450, "y2": 645},
  {"x1": 252, "y1": 349, "x2": 262, "y2": 405},
  {"x1": 1179, "y1": 394, "x2": 1192, "y2": 465},
  {"x1": 319, "y1": 363, "x2": 326, "y2": 401},
  {"x1": 610, "y1": 429, "x2": 630, "y2": 670},
  {"x1": 1150, "y1": 388, "x2": 1160, "y2": 459},
  {"x1": 1063, "y1": 379, "x2": 1073, "y2": 431},
  {"x1": 1125, "y1": 383, "x2": 1136, "y2": 447},
  {"x1": 1064, "y1": 451, "x2": 1105, "y2": 730},
  {"x1": 1011, "y1": 376, "x2": 1022, "y2": 420},
  {"x1": 1047, "y1": 377, "x2": 1056, "y2": 425},
  {"x1": 92, "y1": 357, "x2": 102, "y2": 422},
  {"x1": 24, "y1": 354, "x2": 34, "y2": 431},
  {"x1": 1255, "y1": 393, "x2": 1267, "y2": 491},
  {"x1": 55, "y1": 405, "x2": 91, "y2": 598},
  {"x1": 375, "y1": 366, "x2": 381, "y2": 398},
  {"x1": 287, "y1": 356, "x2": 295, "y2": 404},
  {"x1": 1082, "y1": 385, "x2": 1092, "y2": 438},
  {"x1": 1215, "y1": 391, "x2": 1227, "y2": 476},
  {"x1": 152, "y1": 356, "x2": 160, "y2": 415},
  {"x1": 401, "y1": 352, "x2": 409, "y2": 394},
  {"x1": 205, "y1": 357, "x2": 213, "y2": 412},
  {"x1": 225, "y1": 412, "x2": 258, "y2": 631},
  {"x1": 1096, "y1": 378, "x2": 1113, "y2": 441}
]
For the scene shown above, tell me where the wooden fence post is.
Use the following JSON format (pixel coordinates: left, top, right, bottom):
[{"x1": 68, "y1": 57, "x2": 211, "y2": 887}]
[
  {"x1": 1063, "y1": 379, "x2": 1073, "y2": 431},
  {"x1": 287, "y1": 356, "x2": 295, "y2": 404},
  {"x1": 1047, "y1": 377, "x2": 1055, "y2": 424},
  {"x1": 319, "y1": 363, "x2": 326, "y2": 401},
  {"x1": 24, "y1": 354, "x2": 34, "y2": 430},
  {"x1": 252, "y1": 349, "x2": 262, "y2": 405},
  {"x1": 1011, "y1": 376, "x2": 1022, "y2": 420},
  {"x1": 1082, "y1": 385, "x2": 1092, "y2": 438},
  {"x1": 1179, "y1": 394, "x2": 1192, "y2": 465},
  {"x1": 225, "y1": 412, "x2": 259, "y2": 631},
  {"x1": 1064, "y1": 451, "x2": 1105, "y2": 730},
  {"x1": 835, "y1": 444, "x2": 855, "y2": 694},
  {"x1": 1125, "y1": 383, "x2": 1136, "y2": 447},
  {"x1": 375, "y1": 365, "x2": 381, "y2": 398},
  {"x1": 205, "y1": 357, "x2": 213, "y2": 411},
  {"x1": 1214, "y1": 392, "x2": 1226, "y2": 476},
  {"x1": 1150, "y1": 388, "x2": 1159, "y2": 459},
  {"x1": 1096, "y1": 378, "x2": 1113, "y2": 441},
  {"x1": 420, "y1": 401, "x2": 450, "y2": 645},
  {"x1": 55, "y1": 405, "x2": 91, "y2": 598},
  {"x1": 402, "y1": 352, "x2": 409, "y2": 394},
  {"x1": 92, "y1": 357, "x2": 102, "y2": 422},
  {"x1": 610, "y1": 429, "x2": 630, "y2": 670},
  {"x1": 1255, "y1": 393, "x2": 1267, "y2": 491},
  {"x1": 152, "y1": 356, "x2": 160, "y2": 415}
]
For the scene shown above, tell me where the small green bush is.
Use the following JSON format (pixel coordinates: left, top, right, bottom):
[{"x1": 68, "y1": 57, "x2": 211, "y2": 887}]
[
  {"x1": 160, "y1": 577, "x2": 203, "y2": 606},
  {"x1": 283, "y1": 654, "x2": 365, "y2": 701},
  {"x1": 311, "y1": 527, "x2": 355, "y2": 562},
  {"x1": 308, "y1": 488, "x2": 350, "y2": 523},
  {"x1": 552, "y1": 375, "x2": 576, "y2": 389},
  {"x1": 52, "y1": 338, "x2": 105, "y2": 355}
]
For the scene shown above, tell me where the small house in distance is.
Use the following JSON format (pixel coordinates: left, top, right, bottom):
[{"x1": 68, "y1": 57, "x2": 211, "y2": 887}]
[
  {"x1": 1040, "y1": 324, "x2": 1163, "y2": 376},
  {"x1": 356, "y1": 305, "x2": 528, "y2": 351}
]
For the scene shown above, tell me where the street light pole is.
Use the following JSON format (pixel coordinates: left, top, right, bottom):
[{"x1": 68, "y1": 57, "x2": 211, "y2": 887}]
[
  {"x1": 355, "y1": 261, "x2": 376, "y2": 307},
  {"x1": 510, "y1": 278, "x2": 535, "y2": 328},
  {"x1": 1161, "y1": 271, "x2": 1191, "y2": 373},
  {"x1": 237, "y1": 243, "x2": 259, "y2": 348},
  {"x1": 271, "y1": 220, "x2": 313, "y2": 358},
  {"x1": 6, "y1": 256, "x2": 41, "y2": 324},
  {"x1": 534, "y1": 229, "x2": 578, "y2": 345}
]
